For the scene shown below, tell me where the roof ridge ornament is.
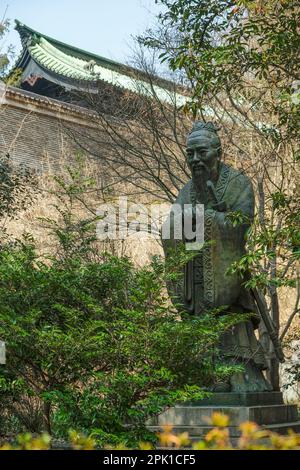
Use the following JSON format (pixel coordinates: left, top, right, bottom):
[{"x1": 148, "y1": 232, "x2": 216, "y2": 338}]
[
  {"x1": 28, "y1": 33, "x2": 41, "y2": 48},
  {"x1": 83, "y1": 60, "x2": 97, "y2": 75}
]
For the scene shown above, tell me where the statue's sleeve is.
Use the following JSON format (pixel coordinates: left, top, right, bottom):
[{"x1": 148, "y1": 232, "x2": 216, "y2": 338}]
[
  {"x1": 161, "y1": 184, "x2": 190, "y2": 311},
  {"x1": 203, "y1": 175, "x2": 255, "y2": 309},
  {"x1": 212, "y1": 174, "x2": 254, "y2": 226}
]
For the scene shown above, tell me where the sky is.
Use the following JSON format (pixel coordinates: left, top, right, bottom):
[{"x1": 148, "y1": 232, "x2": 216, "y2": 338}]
[{"x1": 1, "y1": 0, "x2": 162, "y2": 65}]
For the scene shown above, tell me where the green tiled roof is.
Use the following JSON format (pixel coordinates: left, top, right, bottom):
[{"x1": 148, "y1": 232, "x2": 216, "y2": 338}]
[{"x1": 14, "y1": 20, "x2": 189, "y2": 106}]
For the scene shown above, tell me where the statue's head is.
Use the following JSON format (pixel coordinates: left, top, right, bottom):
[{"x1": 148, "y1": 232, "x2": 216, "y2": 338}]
[{"x1": 186, "y1": 121, "x2": 222, "y2": 180}]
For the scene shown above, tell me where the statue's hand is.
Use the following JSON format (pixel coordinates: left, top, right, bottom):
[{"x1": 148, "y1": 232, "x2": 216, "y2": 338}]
[
  {"x1": 212, "y1": 201, "x2": 227, "y2": 212},
  {"x1": 205, "y1": 180, "x2": 227, "y2": 212}
]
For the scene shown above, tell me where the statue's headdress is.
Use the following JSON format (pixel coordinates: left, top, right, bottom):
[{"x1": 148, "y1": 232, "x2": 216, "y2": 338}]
[
  {"x1": 187, "y1": 121, "x2": 221, "y2": 148},
  {"x1": 191, "y1": 121, "x2": 220, "y2": 134}
]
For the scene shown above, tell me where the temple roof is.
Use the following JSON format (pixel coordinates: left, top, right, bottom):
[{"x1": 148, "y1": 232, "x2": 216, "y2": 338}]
[{"x1": 13, "y1": 21, "x2": 188, "y2": 106}]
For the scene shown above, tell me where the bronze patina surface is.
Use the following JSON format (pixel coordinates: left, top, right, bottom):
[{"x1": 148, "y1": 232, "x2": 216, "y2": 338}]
[{"x1": 163, "y1": 122, "x2": 272, "y2": 393}]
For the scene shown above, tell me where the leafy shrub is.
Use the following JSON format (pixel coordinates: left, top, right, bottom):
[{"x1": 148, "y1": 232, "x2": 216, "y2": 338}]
[
  {"x1": 0, "y1": 161, "x2": 245, "y2": 445},
  {"x1": 0, "y1": 239, "x2": 245, "y2": 445}
]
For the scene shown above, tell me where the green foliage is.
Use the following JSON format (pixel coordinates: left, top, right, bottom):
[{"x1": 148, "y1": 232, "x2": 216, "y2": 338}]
[
  {"x1": 150, "y1": 0, "x2": 300, "y2": 132},
  {"x1": 229, "y1": 189, "x2": 300, "y2": 291},
  {"x1": 0, "y1": 19, "x2": 14, "y2": 78},
  {"x1": 0, "y1": 162, "x2": 245, "y2": 446},
  {"x1": 0, "y1": 239, "x2": 244, "y2": 445}
]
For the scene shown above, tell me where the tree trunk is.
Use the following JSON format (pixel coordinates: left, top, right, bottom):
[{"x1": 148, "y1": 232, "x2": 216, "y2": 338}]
[
  {"x1": 269, "y1": 274, "x2": 280, "y2": 391},
  {"x1": 43, "y1": 402, "x2": 52, "y2": 435}
]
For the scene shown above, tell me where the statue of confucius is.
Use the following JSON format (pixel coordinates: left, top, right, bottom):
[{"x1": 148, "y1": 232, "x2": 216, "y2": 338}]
[{"x1": 162, "y1": 121, "x2": 272, "y2": 393}]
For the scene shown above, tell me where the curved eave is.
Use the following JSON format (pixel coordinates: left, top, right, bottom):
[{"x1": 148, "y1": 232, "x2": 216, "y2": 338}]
[
  {"x1": 9, "y1": 42, "x2": 32, "y2": 77},
  {"x1": 15, "y1": 48, "x2": 31, "y2": 70},
  {"x1": 15, "y1": 20, "x2": 132, "y2": 75},
  {"x1": 25, "y1": 38, "x2": 188, "y2": 106},
  {"x1": 22, "y1": 59, "x2": 100, "y2": 92},
  {"x1": 29, "y1": 38, "x2": 93, "y2": 81},
  {"x1": 14, "y1": 20, "x2": 189, "y2": 98}
]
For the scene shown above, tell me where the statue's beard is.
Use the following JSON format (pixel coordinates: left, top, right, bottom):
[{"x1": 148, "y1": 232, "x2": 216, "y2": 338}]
[
  {"x1": 192, "y1": 161, "x2": 210, "y2": 176},
  {"x1": 192, "y1": 161, "x2": 219, "y2": 186}
]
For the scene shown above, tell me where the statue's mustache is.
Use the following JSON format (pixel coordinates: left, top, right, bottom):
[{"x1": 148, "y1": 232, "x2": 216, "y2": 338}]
[{"x1": 191, "y1": 161, "x2": 209, "y2": 172}]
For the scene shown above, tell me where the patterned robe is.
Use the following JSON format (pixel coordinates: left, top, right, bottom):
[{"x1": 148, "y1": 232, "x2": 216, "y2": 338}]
[{"x1": 162, "y1": 162, "x2": 269, "y2": 375}]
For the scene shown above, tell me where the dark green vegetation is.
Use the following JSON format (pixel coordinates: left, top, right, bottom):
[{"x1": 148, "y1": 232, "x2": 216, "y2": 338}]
[
  {"x1": 0, "y1": 19, "x2": 14, "y2": 78},
  {"x1": 0, "y1": 158, "x2": 243, "y2": 446}
]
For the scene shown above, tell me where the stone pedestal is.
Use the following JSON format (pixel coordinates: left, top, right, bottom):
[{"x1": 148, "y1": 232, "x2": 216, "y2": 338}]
[{"x1": 147, "y1": 393, "x2": 300, "y2": 443}]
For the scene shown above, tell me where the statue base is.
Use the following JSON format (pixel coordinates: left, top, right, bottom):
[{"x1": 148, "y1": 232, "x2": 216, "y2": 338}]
[{"x1": 147, "y1": 393, "x2": 300, "y2": 445}]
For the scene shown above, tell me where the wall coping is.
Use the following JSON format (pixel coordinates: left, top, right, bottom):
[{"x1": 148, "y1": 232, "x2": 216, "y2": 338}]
[{"x1": 0, "y1": 80, "x2": 99, "y2": 129}]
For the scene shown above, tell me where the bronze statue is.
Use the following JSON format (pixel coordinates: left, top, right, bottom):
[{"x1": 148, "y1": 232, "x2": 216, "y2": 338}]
[{"x1": 163, "y1": 121, "x2": 273, "y2": 392}]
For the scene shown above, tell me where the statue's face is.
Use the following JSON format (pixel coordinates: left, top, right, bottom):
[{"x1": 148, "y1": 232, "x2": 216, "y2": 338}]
[{"x1": 186, "y1": 132, "x2": 220, "y2": 177}]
